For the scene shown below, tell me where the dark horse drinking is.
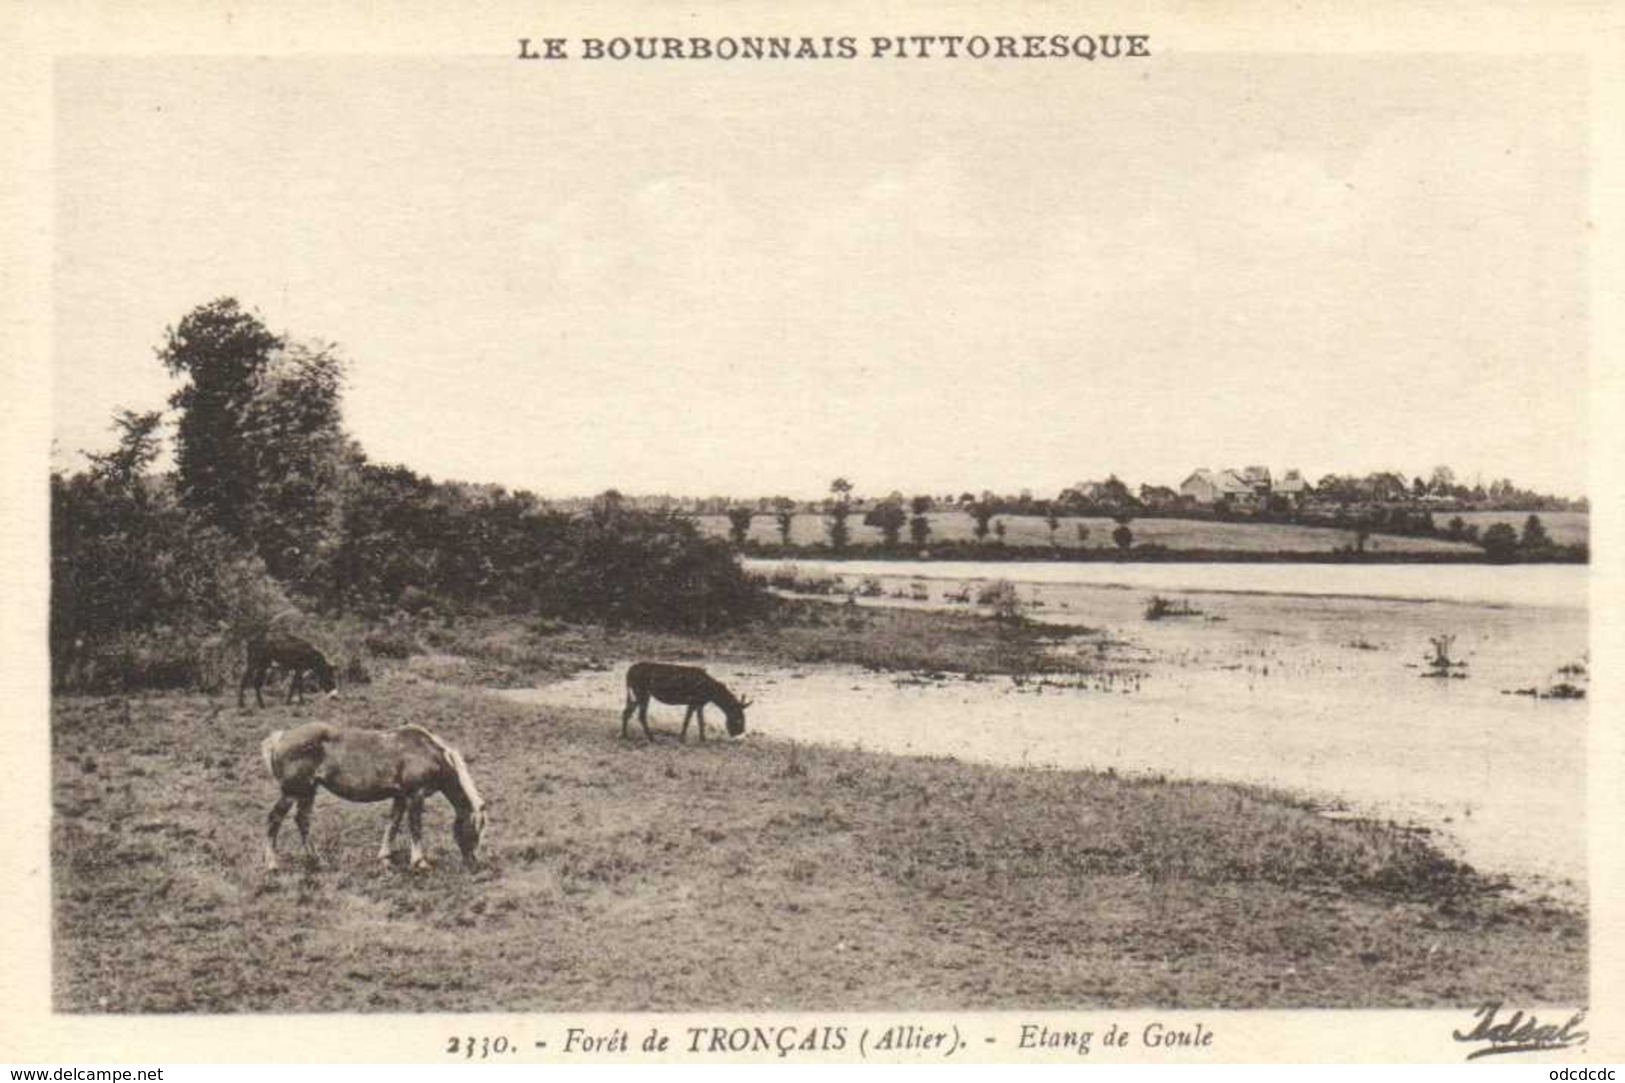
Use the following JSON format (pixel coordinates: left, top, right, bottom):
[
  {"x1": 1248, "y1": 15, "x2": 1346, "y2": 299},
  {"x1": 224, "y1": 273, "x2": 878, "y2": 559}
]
[
  {"x1": 261, "y1": 722, "x2": 488, "y2": 871},
  {"x1": 239, "y1": 629, "x2": 337, "y2": 708},
  {"x1": 621, "y1": 661, "x2": 752, "y2": 743}
]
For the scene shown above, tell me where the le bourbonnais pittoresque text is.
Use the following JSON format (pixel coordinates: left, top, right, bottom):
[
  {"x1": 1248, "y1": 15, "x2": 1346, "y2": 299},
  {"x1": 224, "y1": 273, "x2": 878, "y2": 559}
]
[{"x1": 518, "y1": 34, "x2": 1151, "y2": 62}]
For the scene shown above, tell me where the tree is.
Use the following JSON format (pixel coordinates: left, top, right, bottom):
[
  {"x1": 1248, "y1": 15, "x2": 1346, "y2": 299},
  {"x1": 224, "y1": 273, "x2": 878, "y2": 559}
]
[
  {"x1": 1075, "y1": 523, "x2": 1090, "y2": 547},
  {"x1": 242, "y1": 341, "x2": 351, "y2": 591},
  {"x1": 590, "y1": 488, "x2": 625, "y2": 523},
  {"x1": 1480, "y1": 521, "x2": 1520, "y2": 561},
  {"x1": 1099, "y1": 474, "x2": 1137, "y2": 511},
  {"x1": 1444, "y1": 516, "x2": 1467, "y2": 542},
  {"x1": 161, "y1": 297, "x2": 285, "y2": 540},
  {"x1": 1521, "y1": 514, "x2": 1551, "y2": 551},
  {"x1": 907, "y1": 495, "x2": 933, "y2": 548},
  {"x1": 1430, "y1": 464, "x2": 1457, "y2": 496},
  {"x1": 1045, "y1": 507, "x2": 1061, "y2": 546},
  {"x1": 725, "y1": 505, "x2": 755, "y2": 548},
  {"x1": 993, "y1": 519, "x2": 1007, "y2": 543},
  {"x1": 969, "y1": 502, "x2": 995, "y2": 541},
  {"x1": 83, "y1": 409, "x2": 164, "y2": 493},
  {"x1": 826, "y1": 477, "x2": 853, "y2": 550},
  {"x1": 771, "y1": 496, "x2": 796, "y2": 545},
  {"x1": 1112, "y1": 515, "x2": 1133, "y2": 551},
  {"x1": 160, "y1": 299, "x2": 351, "y2": 599},
  {"x1": 864, "y1": 500, "x2": 907, "y2": 547}
]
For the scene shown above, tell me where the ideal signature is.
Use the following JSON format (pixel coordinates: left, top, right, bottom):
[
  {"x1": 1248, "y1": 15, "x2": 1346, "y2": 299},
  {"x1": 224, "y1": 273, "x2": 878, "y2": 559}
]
[{"x1": 1453, "y1": 1002, "x2": 1588, "y2": 1060}]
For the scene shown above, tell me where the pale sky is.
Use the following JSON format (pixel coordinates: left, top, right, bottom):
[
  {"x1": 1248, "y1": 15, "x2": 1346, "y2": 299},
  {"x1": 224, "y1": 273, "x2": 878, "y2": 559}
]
[{"x1": 52, "y1": 54, "x2": 1589, "y2": 499}]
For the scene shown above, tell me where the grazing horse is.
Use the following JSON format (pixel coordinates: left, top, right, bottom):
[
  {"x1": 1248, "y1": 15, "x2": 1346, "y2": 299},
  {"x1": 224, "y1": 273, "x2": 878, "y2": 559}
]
[
  {"x1": 621, "y1": 661, "x2": 751, "y2": 743},
  {"x1": 240, "y1": 629, "x2": 337, "y2": 708},
  {"x1": 261, "y1": 722, "x2": 488, "y2": 871}
]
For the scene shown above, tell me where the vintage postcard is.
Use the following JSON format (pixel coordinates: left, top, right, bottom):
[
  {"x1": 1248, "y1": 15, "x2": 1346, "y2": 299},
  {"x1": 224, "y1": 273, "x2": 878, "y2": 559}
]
[{"x1": 2, "y1": 0, "x2": 1621, "y2": 1067}]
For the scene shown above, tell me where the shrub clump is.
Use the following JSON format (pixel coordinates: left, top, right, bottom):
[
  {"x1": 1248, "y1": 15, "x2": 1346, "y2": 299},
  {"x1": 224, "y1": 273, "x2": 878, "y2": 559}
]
[{"x1": 1144, "y1": 595, "x2": 1203, "y2": 621}]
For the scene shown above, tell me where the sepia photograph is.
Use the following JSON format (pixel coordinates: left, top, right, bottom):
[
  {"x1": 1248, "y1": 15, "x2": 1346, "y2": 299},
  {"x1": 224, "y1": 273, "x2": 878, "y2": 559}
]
[{"x1": 4, "y1": 0, "x2": 1622, "y2": 1067}]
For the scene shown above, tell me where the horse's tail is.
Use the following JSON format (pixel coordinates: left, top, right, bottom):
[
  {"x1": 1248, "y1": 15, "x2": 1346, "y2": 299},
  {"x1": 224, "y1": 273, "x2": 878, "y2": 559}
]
[{"x1": 261, "y1": 729, "x2": 286, "y2": 779}]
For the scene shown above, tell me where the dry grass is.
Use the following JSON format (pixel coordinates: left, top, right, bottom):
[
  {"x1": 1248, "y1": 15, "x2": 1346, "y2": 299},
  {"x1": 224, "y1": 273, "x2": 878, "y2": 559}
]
[
  {"x1": 54, "y1": 677, "x2": 1584, "y2": 1012},
  {"x1": 410, "y1": 603, "x2": 1101, "y2": 686}
]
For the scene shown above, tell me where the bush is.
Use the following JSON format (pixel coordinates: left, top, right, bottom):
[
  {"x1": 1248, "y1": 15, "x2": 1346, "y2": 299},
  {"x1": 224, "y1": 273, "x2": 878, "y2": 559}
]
[
  {"x1": 539, "y1": 509, "x2": 765, "y2": 631},
  {"x1": 51, "y1": 471, "x2": 292, "y2": 691},
  {"x1": 364, "y1": 625, "x2": 420, "y2": 659},
  {"x1": 1145, "y1": 596, "x2": 1203, "y2": 621},
  {"x1": 976, "y1": 579, "x2": 1023, "y2": 621},
  {"x1": 1479, "y1": 522, "x2": 1520, "y2": 561}
]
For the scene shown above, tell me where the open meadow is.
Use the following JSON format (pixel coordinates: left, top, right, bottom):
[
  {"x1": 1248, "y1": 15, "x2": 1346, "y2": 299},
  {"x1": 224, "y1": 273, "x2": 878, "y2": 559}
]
[{"x1": 53, "y1": 581, "x2": 1586, "y2": 1013}]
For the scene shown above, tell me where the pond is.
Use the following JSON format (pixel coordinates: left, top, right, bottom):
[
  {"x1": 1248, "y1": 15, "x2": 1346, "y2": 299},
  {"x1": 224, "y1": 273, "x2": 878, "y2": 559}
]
[{"x1": 514, "y1": 561, "x2": 1589, "y2": 898}]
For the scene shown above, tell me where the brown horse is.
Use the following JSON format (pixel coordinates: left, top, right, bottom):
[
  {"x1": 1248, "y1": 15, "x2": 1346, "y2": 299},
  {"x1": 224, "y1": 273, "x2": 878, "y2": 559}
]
[
  {"x1": 261, "y1": 722, "x2": 488, "y2": 871},
  {"x1": 621, "y1": 661, "x2": 752, "y2": 743},
  {"x1": 240, "y1": 629, "x2": 338, "y2": 708}
]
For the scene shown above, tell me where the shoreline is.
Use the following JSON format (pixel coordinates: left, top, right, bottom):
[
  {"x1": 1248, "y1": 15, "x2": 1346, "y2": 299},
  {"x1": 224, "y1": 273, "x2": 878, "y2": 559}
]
[
  {"x1": 51, "y1": 678, "x2": 1587, "y2": 1011},
  {"x1": 511, "y1": 654, "x2": 1587, "y2": 907},
  {"x1": 743, "y1": 558, "x2": 1588, "y2": 611},
  {"x1": 735, "y1": 546, "x2": 1587, "y2": 566}
]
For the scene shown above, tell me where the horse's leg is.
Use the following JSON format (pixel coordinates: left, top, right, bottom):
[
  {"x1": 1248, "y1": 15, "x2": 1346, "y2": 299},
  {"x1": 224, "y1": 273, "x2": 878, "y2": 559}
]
[
  {"x1": 286, "y1": 670, "x2": 302, "y2": 705},
  {"x1": 638, "y1": 697, "x2": 654, "y2": 743},
  {"x1": 294, "y1": 792, "x2": 320, "y2": 867},
  {"x1": 697, "y1": 705, "x2": 708, "y2": 744},
  {"x1": 265, "y1": 795, "x2": 294, "y2": 870},
  {"x1": 252, "y1": 663, "x2": 268, "y2": 709},
  {"x1": 407, "y1": 793, "x2": 430, "y2": 870},
  {"x1": 239, "y1": 662, "x2": 254, "y2": 709},
  {"x1": 680, "y1": 705, "x2": 694, "y2": 743},
  {"x1": 621, "y1": 693, "x2": 638, "y2": 740},
  {"x1": 378, "y1": 797, "x2": 407, "y2": 864}
]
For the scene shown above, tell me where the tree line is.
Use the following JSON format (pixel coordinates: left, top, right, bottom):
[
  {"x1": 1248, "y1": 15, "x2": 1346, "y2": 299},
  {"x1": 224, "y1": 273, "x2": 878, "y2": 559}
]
[{"x1": 716, "y1": 477, "x2": 1581, "y2": 562}]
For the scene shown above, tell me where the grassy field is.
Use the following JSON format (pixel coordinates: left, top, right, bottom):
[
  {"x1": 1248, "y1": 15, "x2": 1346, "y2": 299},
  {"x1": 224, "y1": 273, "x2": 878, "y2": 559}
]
[
  {"x1": 1433, "y1": 510, "x2": 1589, "y2": 546},
  {"x1": 385, "y1": 601, "x2": 1106, "y2": 688},
  {"x1": 54, "y1": 613, "x2": 1585, "y2": 1012},
  {"x1": 696, "y1": 511, "x2": 1487, "y2": 554}
]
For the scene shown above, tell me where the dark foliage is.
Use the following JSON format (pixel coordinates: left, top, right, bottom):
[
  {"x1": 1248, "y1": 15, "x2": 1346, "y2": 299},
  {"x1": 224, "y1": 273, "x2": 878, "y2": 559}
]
[
  {"x1": 863, "y1": 501, "x2": 908, "y2": 547},
  {"x1": 50, "y1": 471, "x2": 287, "y2": 690},
  {"x1": 51, "y1": 300, "x2": 772, "y2": 691},
  {"x1": 1479, "y1": 522, "x2": 1521, "y2": 562}
]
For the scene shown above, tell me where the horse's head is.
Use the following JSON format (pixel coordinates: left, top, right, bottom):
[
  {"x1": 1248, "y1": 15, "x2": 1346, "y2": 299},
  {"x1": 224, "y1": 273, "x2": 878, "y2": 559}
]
[
  {"x1": 725, "y1": 696, "x2": 752, "y2": 737},
  {"x1": 454, "y1": 801, "x2": 488, "y2": 866}
]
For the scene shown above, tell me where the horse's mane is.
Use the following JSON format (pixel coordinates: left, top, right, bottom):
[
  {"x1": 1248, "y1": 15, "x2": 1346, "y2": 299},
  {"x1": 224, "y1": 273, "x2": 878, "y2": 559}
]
[
  {"x1": 260, "y1": 729, "x2": 285, "y2": 778},
  {"x1": 712, "y1": 681, "x2": 743, "y2": 712},
  {"x1": 404, "y1": 725, "x2": 486, "y2": 811}
]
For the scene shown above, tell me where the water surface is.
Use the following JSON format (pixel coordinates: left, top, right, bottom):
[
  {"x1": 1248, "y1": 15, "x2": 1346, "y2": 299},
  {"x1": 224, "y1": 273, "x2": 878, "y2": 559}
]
[{"x1": 517, "y1": 564, "x2": 1588, "y2": 897}]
